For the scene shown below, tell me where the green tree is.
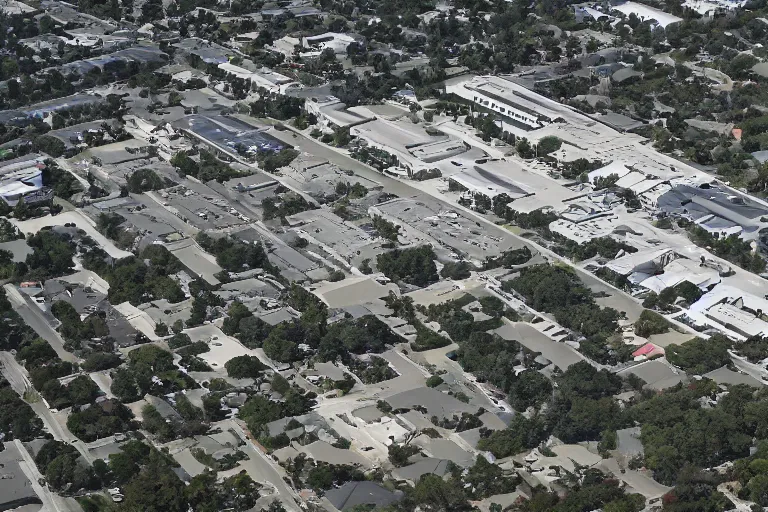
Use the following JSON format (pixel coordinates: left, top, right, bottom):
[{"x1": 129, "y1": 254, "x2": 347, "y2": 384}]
[
  {"x1": 225, "y1": 355, "x2": 267, "y2": 379},
  {"x1": 410, "y1": 474, "x2": 473, "y2": 512},
  {"x1": 537, "y1": 136, "x2": 562, "y2": 155},
  {"x1": 122, "y1": 459, "x2": 188, "y2": 512}
]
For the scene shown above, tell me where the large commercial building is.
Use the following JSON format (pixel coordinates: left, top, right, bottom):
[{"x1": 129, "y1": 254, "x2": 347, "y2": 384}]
[
  {"x1": 217, "y1": 62, "x2": 296, "y2": 94},
  {"x1": 0, "y1": 154, "x2": 52, "y2": 206},
  {"x1": 446, "y1": 75, "x2": 564, "y2": 131}
]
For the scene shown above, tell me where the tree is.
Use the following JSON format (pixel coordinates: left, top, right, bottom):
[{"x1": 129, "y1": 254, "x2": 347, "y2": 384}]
[
  {"x1": 13, "y1": 197, "x2": 30, "y2": 220},
  {"x1": 371, "y1": 215, "x2": 400, "y2": 243},
  {"x1": 377, "y1": 246, "x2": 438, "y2": 287},
  {"x1": 388, "y1": 443, "x2": 420, "y2": 467},
  {"x1": 477, "y1": 415, "x2": 548, "y2": 458},
  {"x1": 263, "y1": 333, "x2": 299, "y2": 363},
  {"x1": 410, "y1": 474, "x2": 473, "y2": 512},
  {"x1": 33, "y1": 135, "x2": 66, "y2": 158},
  {"x1": 82, "y1": 352, "x2": 122, "y2": 371},
  {"x1": 222, "y1": 301, "x2": 253, "y2": 335},
  {"x1": 426, "y1": 375, "x2": 444, "y2": 387},
  {"x1": 67, "y1": 375, "x2": 100, "y2": 406},
  {"x1": 748, "y1": 474, "x2": 768, "y2": 507},
  {"x1": 225, "y1": 355, "x2": 267, "y2": 379},
  {"x1": 185, "y1": 471, "x2": 220, "y2": 511},
  {"x1": 634, "y1": 310, "x2": 672, "y2": 338},
  {"x1": 537, "y1": 136, "x2": 562, "y2": 155},
  {"x1": 508, "y1": 371, "x2": 553, "y2": 411},
  {"x1": 111, "y1": 368, "x2": 141, "y2": 402},
  {"x1": 464, "y1": 456, "x2": 517, "y2": 500},
  {"x1": 122, "y1": 460, "x2": 188, "y2": 512},
  {"x1": 127, "y1": 168, "x2": 167, "y2": 193},
  {"x1": 666, "y1": 335, "x2": 732, "y2": 375},
  {"x1": 39, "y1": 15, "x2": 56, "y2": 33},
  {"x1": 264, "y1": 502, "x2": 286, "y2": 512},
  {"x1": 25, "y1": 230, "x2": 76, "y2": 279},
  {"x1": 440, "y1": 261, "x2": 472, "y2": 280},
  {"x1": 140, "y1": 0, "x2": 164, "y2": 22},
  {"x1": 516, "y1": 138, "x2": 533, "y2": 158}
]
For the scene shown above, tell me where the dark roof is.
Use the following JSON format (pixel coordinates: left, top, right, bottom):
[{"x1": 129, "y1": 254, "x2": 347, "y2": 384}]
[
  {"x1": 325, "y1": 481, "x2": 403, "y2": 511},
  {"x1": 0, "y1": 442, "x2": 42, "y2": 510}
]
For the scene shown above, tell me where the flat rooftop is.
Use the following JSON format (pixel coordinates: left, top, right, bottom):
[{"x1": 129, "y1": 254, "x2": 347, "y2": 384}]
[
  {"x1": 659, "y1": 181, "x2": 768, "y2": 223},
  {"x1": 493, "y1": 321, "x2": 584, "y2": 370},
  {"x1": 383, "y1": 387, "x2": 478, "y2": 420},
  {"x1": 352, "y1": 119, "x2": 445, "y2": 152},
  {"x1": 462, "y1": 75, "x2": 564, "y2": 122},
  {"x1": 372, "y1": 196, "x2": 523, "y2": 264},
  {"x1": 612, "y1": 1, "x2": 682, "y2": 27},
  {"x1": 450, "y1": 165, "x2": 532, "y2": 199},
  {"x1": 0, "y1": 442, "x2": 41, "y2": 511},
  {"x1": 310, "y1": 277, "x2": 399, "y2": 309},
  {"x1": 475, "y1": 159, "x2": 577, "y2": 212},
  {"x1": 288, "y1": 208, "x2": 375, "y2": 255},
  {"x1": 617, "y1": 359, "x2": 687, "y2": 390},
  {"x1": 173, "y1": 114, "x2": 285, "y2": 154}
]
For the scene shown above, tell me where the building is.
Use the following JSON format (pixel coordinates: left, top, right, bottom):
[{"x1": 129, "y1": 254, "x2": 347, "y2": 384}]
[
  {"x1": 573, "y1": 4, "x2": 614, "y2": 22},
  {"x1": 217, "y1": 62, "x2": 296, "y2": 94},
  {"x1": 302, "y1": 32, "x2": 363, "y2": 55},
  {"x1": 269, "y1": 36, "x2": 301, "y2": 58},
  {"x1": 0, "y1": 0, "x2": 38, "y2": 15},
  {"x1": 0, "y1": 94, "x2": 106, "y2": 127},
  {"x1": 657, "y1": 179, "x2": 768, "y2": 240},
  {"x1": 305, "y1": 96, "x2": 375, "y2": 130},
  {"x1": 350, "y1": 118, "x2": 468, "y2": 177},
  {"x1": 605, "y1": 247, "x2": 722, "y2": 293},
  {"x1": 174, "y1": 38, "x2": 232, "y2": 65},
  {"x1": 611, "y1": 1, "x2": 682, "y2": 28},
  {"x1": 0, "y1": 442, "x2": 42, "y2": 512},
  {"x1": 446, "y1": 75, "x2": 565, "y2": 131},
  {"x1": 689, "y1": 285, "x2": 768, "y2": 339},
  {"x1": 0, "y1": 154, "x2": 52, "y2": 207},
  {"x1": 325, "y1": 481, "x2": 404, "y2": 512}
]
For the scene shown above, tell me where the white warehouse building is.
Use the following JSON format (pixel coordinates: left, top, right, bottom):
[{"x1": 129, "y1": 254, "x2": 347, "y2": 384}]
[{"x1": 446, "y1": 75, "x2": 563, "y2": 131}]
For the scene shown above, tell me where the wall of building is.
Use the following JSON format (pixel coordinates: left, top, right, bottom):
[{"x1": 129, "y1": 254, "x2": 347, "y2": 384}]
[{"x1": 446, "y1": 83, "x2": 548, "y2": 130}]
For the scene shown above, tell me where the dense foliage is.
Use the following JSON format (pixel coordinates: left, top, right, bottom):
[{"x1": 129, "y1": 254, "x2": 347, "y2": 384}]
[
  {"x1": 84, "y1": 245, "x2": 185, "y2": 305},
  {"x1": 196, "y1": 232, "x2": 274, "y2": 274},
  {"x1": 377, "y1": 246, "x2": 438, "y2": 287},
  {"x1": 67, "y1": 399, "x2": 136, "y2": 442},
  {"x1": 170, "y1": 149, "x2": 249, "y2": 183},
  {"x1": 504, "y1": 264, "x2": 626, "y2": 364},
  {"x1": 665, "y1": 335, "x2": 733, "y2": 375}
]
